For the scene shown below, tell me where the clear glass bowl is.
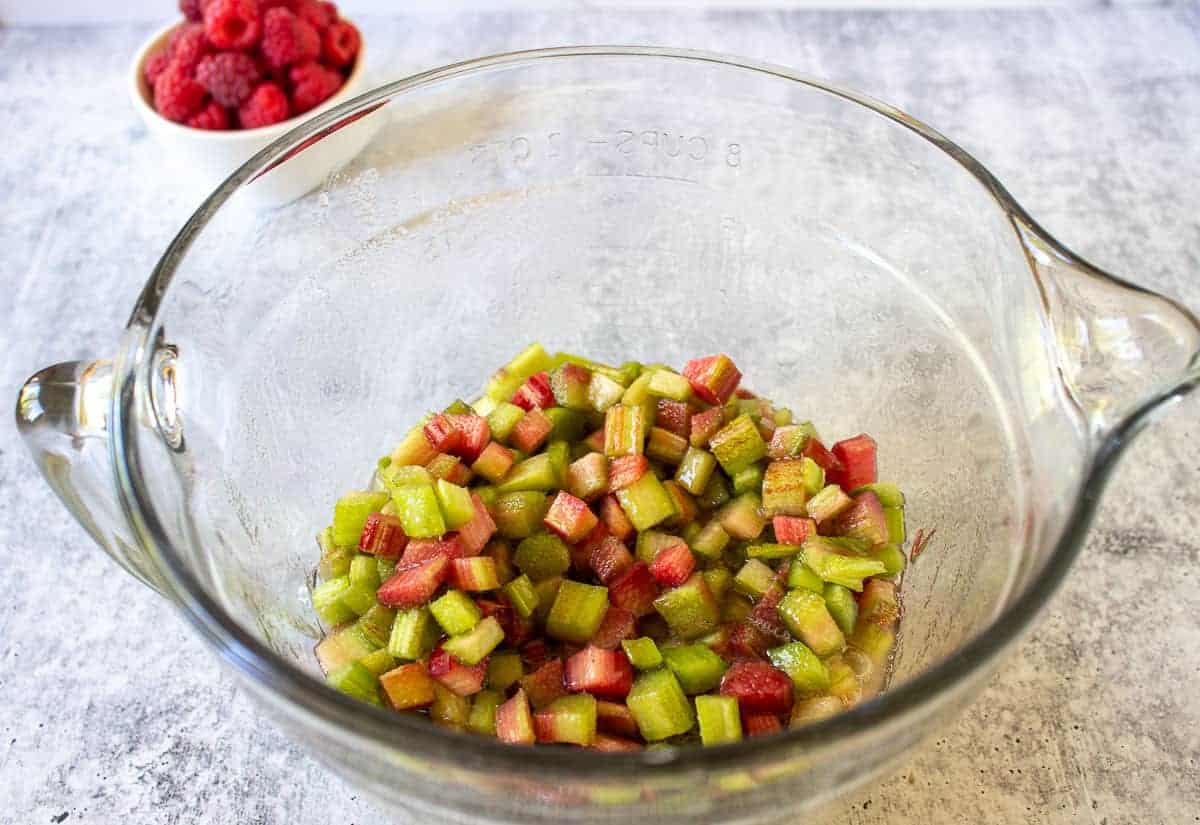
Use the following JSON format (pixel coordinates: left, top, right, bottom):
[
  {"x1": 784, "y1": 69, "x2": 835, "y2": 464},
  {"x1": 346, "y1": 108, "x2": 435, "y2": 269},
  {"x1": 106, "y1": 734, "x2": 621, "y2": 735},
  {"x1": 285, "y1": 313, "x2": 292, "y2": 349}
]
[{"x1": 16, "y1": 47, "x2": 1200, "y2": 824}]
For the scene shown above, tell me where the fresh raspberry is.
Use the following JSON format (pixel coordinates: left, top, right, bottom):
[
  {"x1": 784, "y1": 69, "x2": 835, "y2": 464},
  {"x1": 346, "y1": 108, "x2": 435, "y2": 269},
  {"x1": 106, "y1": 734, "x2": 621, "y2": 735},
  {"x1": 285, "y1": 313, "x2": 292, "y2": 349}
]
[
  {"x1": 260, "y1": 7, "x2": 320, "y2": 69},
  {"x1": 288, "y1": 60, "x2": 342, "y2": 113},
  {"x1": 238, "y1": 81, "x2": 290, "y2": 128},
  {"x1": 185, "y1": 100, "x2": 231, "y2": 130},
  {"x1": 153, "y1": 62, "x2": 208, "y2": 123},
  {"x1": 196, "y1": 52, "x2": 261, "y2": 107},
  {"x1": 321, "y1": 19, "x2": 359, "y2": 67},
  {"x1": 204, "y1": 0, "x2": 262, "y2": 50},
  {"x1": 167, "y1": 23, "x2": 211, "y2": 74},
  {"x1": 259, "y1": 0, "x2": 298, "y2": 8},
  {"x1": 296, "y1": 0, "x2": 336, "y2": 31},
  {"x1": 178, "y1": 0, "x2": 211, "y2": 22},
  {"x1": 143, "y1": 50, "x2": 171, "y2": 86}
]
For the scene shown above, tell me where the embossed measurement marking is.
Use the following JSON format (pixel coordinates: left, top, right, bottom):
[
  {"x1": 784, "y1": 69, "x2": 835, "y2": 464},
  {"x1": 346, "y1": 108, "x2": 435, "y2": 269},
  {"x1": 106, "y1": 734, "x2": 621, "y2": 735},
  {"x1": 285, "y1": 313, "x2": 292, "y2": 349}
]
[{"x1": 470, "y1": 130, "x2": 743, "y2": 175}]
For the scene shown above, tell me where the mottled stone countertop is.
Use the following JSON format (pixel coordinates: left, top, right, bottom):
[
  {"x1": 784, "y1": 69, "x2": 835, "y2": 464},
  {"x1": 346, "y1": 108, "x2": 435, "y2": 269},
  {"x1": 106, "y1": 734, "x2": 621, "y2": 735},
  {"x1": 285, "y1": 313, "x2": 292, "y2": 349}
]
[{"x1": 2, "y1": 5, "x2": 1199, "y2": 824}]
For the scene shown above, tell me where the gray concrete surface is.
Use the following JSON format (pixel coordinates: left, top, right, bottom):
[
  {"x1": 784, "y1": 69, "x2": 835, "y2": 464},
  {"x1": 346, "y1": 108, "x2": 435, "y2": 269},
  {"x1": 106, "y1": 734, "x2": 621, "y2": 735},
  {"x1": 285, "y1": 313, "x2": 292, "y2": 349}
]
[{"x1": 2, "y1": 6, "x2": 1199, "y2": 824}]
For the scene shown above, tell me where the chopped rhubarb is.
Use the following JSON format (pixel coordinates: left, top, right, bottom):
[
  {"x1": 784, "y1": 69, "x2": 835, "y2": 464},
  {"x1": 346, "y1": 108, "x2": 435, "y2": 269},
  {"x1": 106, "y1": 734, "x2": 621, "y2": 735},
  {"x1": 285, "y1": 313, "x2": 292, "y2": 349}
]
[
  {"x1": 377, "y1": 555, "x2": 450, "y2": 608},
  {"x1": 607, "y1": 562, "x2": 659, "y2": 617},
  {"x1": 681, "y1": 355, "x2": 742, "y2": 405},
  {"x1": 509, "y1": 408, "x2": 554, "y2": 454},
  {"x1": 400, "y1": 535, "x2": 465, "y2": 567},
  {"x1": 564, "y1": 645, "x2": 634, "y2": 699},
  {"x1": 564, "y1": 452, "x2": 609, "y2": 502},
  {"x1": 834, "y1": 491, "x2": 889, "y2": 546},
  {"x1": 589, "y1": 605, "x2": 636, "y2": 650},
  {"x1": 802, "y1": 437, "x2": 844, "y2": 474},
  {"x1": 520, "y1": 658, "x2": 568, "y2": 710},
  {"x1": 511, "y1": 371, "x2": 555, "y2": 411},
  {"x1": 426, "y1": 453, "x2": 473, "y2": 486},
  {"x1": 358, "y1": 513, "x2": 408, "y2": 558},
  {"x1": 449, "y1": 556, "x2": 501, "y2": 592},
  {"x1": 471, "y1": 441, "x2": 515, "y2": 483},
  {"x1": 719, "y1": 660, "x2": 793, "y2": 715},
  {"x1": 595, "y1": 700, "x2": 641, "y2": 739},
  {"x1": 607, "y1": 454, "x2": 650, "y2": 492},
  {"x1": 534, "y1": 694, "x2": 597, "y2": 746},
  {"x1": 549, "y1": 362, "x2": 593, "y2": 410},
  {"x1": 772, "y1": 515, "x2": 815, "y2": 546},
  {"x1": 456, "y1": 494, "x2": 497, "y2": 555},
  {"x1": 427, "y1": 646, "x2": 488, "y2": 696},
  {"x1": 589, "y1": 536, "x2": 635, "y2": 584},
  {"x1": 741, "y1": 713, "x2": 783, "y2": 737},
  {"x1": 495, "y1": 688, "x2": 536, "y2": 745},
  {"x1": 655, "y1": 398, "x2": 692, "y2": 438},
  {"x1": 379, "y1": 662, "x2": 437, "y2": 710},
  {"x1": 829, "y1": 434, "x2": 877, "y2": 491},
  {"x1": 424, "y1": 413, "x2": 464, "y2": 454},
  {"x1": 649, "y1": 542, "x2": 696, "y2": 587},
  {"x1": 543, "y1": 491, "x2": 599, "y2": 543},
  {"x1": 600, "y1": 494, "x2": 636, "y2": 542}
]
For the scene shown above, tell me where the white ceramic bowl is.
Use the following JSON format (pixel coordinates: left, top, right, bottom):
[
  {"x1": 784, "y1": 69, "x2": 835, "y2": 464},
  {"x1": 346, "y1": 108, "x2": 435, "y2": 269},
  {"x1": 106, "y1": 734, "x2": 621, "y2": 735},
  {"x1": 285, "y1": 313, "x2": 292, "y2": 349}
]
[{"x1": 129, "y1": 20, "x2": 373, "y2": 206}]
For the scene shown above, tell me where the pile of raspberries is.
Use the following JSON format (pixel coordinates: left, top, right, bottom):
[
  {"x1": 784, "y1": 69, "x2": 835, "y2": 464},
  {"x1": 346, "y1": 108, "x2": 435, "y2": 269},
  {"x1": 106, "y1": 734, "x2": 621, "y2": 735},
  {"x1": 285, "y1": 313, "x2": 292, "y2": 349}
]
[{"x1": 145, "y1": 0, "x2": 361, "y2": 130}]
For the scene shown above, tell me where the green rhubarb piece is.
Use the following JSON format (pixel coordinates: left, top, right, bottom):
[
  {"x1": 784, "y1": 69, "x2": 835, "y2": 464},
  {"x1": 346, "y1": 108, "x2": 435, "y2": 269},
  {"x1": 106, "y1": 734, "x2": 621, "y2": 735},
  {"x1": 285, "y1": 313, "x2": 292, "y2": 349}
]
[
  {"x1": 635, "y1": 530, "x2": 683, "y2": 565},
  {"x1": 786, "y1": 561, "x2": 825, "y2": 593},
  {"x1": 332, "y1": 491, "x2": 390, "y2": 546},
  {"x1": 653, "y1": 573, "x2": 719, "y2": 640},
  {"x1": 430, "y1": 683, "x2": 471, "y2": 729},
  {"x1": 761, "y1": 460, "x2": 809, "y2": 516},
  {"x1": 389, "y1": 426, "x2": 437, "y2": 468},
  {"x1": 390, "y1": 483, "x2": 446, "y2": 539},
  {"x1": 550, "y1": 363, "x2": 593, "y2": 410},
  {"x1": 731, "y1": 463, "x2": 764, "y2": 497},
  {"x1": 824, "y1": 583, "x2": 859, "y2": 637},
  {"x1": 546, "y1": 580, "x2": 610, "y2": 643},
  {"x1": 805, "y1": 484, "x2": 854, "y2": 523},
  {"x1": 514, "y1": 533, "x2": 571, "y2": 581},
  {"x1": 621, "y1": 637, "x2": 663, "y2": 670},
  {"x1": 315, "y1": 624, "x2": 377, "y2": 673},
  {"x1": 675, "y1": 447, "x2": 717, "y2": 496},
  {"x1": 326, "y1": 661, "x2": 382, "y2": 706},
  {"x1": 545, "y1": 407, "x2": 588, "y2": 442},
  {"x1": 493, "y1": 491, "x2": 548, "y2": 538},
  {"x1": 533, "y1": 576, "x2": 563, "y2": 622},
  {"x1": 503, "y1": 573, "x2": 540, "y2": 618},
  {"x1": 851, "y1": 482, "x2": 905, "y2": 508},
  {"x1": 733, "y1": 559, "x2": 776, "y2": 599},
  {"x1": 471, "y1": 395, "x2": 498, "y2": 416},
  {"x1": 604, "y1": 404, "x2": 648, "y2": 457},
  {"x1": 850, "y1": 623, "x2": 896, "y2": 671},
  {"x1": 379, "y1": 463, "x2": 433, "y2": 490},
  {"x1": 496, "y1": 454, "x2": 560, "y2": 493},
  {"x1": 708, "y1": 414, "x2": 767, "y2": 476},
  {"x1": 884, "y1": 507, "x2": 906, "y2": 545},
  {"x1": 388, "y1": 606, "x2": 437, "y2": 661},
  {"x1": 626, "y1": 669, "x2": 695, "y2": 741},
  {"x1": 646, "y1": 427, "x2": 689, "y2": 465},
  {"x1": 778, "y1": 588, "x2": 845, "y2": 656},
  {"x1": 746, "y1": 542, "x2": 801, "y2": 560},
  {"x1": 697, "y1": 472, "x2": 731, "y2": 511},
  {"x1": 430, "y1": 590, "x2": 481, "y2": 636},
  {"x1": 487, "y1": 401, "x2": 526, "y2": 443},
  {"x1": 800, "y1": 457, "x2": 825, "y2": 496},
  {"x1": 312, "y1": 575, "x2": 357, "y2": 626},
  {"x1": 339, "y1": 580, "x2": 377, "y2": 617},
  {"x1": 318, "y1": 528, "x2": 355, "y2": 579},
  {"x1": 703, "y1": 567, "x2": 732, "y2": 601},
  {"x1": 661, "y1": 643, "x2": 728, "y2": 694},
  {"x1": 443, "y1": 616, "x2": 505, "y2": 665},
  {"x1": 827, "y1": 656, "x2": 861, "y2": 707},
  {"x1": 359, "y1": 648, "x2": 396, "y2": 677},
  {"x1": 874, "y1": 543, "x2": 907, "y2": 579},
  {"x1": 717, "y1": 491, "x2": 767, "y2": 540},
  {"x1": 376, "y1": 557, "x2": 397, "y2": 582},
  {"x1": 565, "y1": 452, "x2": 608, "y2": 501},
  {"x1": 616, "y1": 472, "x2": 677, "y2": 531},
  {"x1": 356, "y1": 604, "x2": 397, "y2": 649},
  {"x1": 542, "y1": 694, "x2": 598, "y2": 746},
  {"x1": 695, "y1": 694, "x2": 742, "y2": 746},
  {"x1": 773, "y1": 407, "x2": 793, "y2": 426},
  {"x1": 434, "y1": 479, "x2": 475, "y2": 529},
  {"x1": 444, "y1": 398, "x2": 472, "y2": 415},
  {"x1": 349, "y1": 554, "x2": 380, "y2": 589},
  {"x1": 791, "y1": 696, "x2": 844, "y2": 726},
  {"x1": 545, "y1": 440, "x2": 570, "y2": 485},
  {"x1": 485, "y1": 343, "x2": 552, "y2": 401},
  {"x1": 552, "y1": 352, "x2": 632, "y2": 387},
  {"x1": 691, "y1": 520, "x2": 731, "y2": 560},
  {"x1": 802, "y1": 537, "x2": 887, "y2": 591},
  {"x1": 621, "y1": 372, "x2": 653, "y2": 406},
  {"x1": 721, "y1": 592, "x2": 753, "y2": 623},
  {"x1": 468, "y1": 690, "x2": 502, "y2": 736},
  {"x1": 487, "y1": 651, "x2": 524, "y2": 692},
  {"x1": 646, "y1": 369, "x2": 692, "y2": 402},
  {"x1": 767, "y1": 641, "x2": 831, "y2": 695},
  {"x1": 587, "y1": 373, "x2": 626, "y2": 412}
]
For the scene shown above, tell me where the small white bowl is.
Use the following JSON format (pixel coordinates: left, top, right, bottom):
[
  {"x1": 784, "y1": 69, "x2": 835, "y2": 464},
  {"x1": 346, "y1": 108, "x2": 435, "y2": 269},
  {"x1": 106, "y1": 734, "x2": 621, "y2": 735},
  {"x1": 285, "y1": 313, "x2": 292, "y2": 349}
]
[{"x1": 130, "y1": 20, "x2": 374, "y2": 206}]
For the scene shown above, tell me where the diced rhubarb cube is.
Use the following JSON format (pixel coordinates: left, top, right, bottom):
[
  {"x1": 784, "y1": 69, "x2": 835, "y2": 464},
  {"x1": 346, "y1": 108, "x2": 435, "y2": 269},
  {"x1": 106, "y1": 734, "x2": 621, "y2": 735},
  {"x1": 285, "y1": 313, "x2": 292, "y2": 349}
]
[
  {"x1": 519, "y1": 637, "x2": 551, "y2": 670},
  {"x1": 424, "y1": 413, "x2": 464, "y2": 453},
  {"x1": 426, "y1": 453, "x2": 473, "y2": 486},
  {"x1": 773, "y1": 515, "x2": 816, "y2": 546},
  {"x1": 589, "y1": 536, "x2": 635, "y2": 584},
  {"x1": 607, "y1": 562, "x2": 658, "y2": 617},
  {"x1": 719, "y1": 660, "x2": 794, "y2": 715},
  {"x1": 564, "y1": 645, "x2": 634, "y2": 699},
  {"x1": 654, "y1": 398, "x2": 692, "y2": 439},
  {"x1": 400, "y1": 535, "x2": 465, "y2": 567},
  {"x1": 746, "y1": 584, "x2": 790, "y2": 645},
  {"x1": 681, "y1": 355, "x2": 742, "y2": 405},
  {"x1": 728, "y1": 621, "x2": 771, "y2": 660},
  {"x1": 829, "y1": 433, "x2": 878, "y2": 492},
  {"x1": 591, "y1": 733, "x2": 644, "y2": 752},
  {"x1": 427, "y1": 646, "x2": 487, "y2": 696},
  {"x1": 449, "y1": 557, "x2": 501, "y2": 592},
  {"x1": 377, "y1": 555, "x2": 450, "y2": 608},
  {"x1": 565, "y1": 451, "x2": 609, "y2": 502},
  {"x1": 595, "y1": 700, "x2": 640, "y2": 739},
  {"x1": 589, "y1": 605, "x2": 636, "y2": 650},
  {"x1": 735, "y1": 387, "x2": 757, "y2": 399},
  {"x1": 583, "y1": 428, "x2": 606, "y2": 452},
  {"x1": 802, "y1": 437, "x2": 844, "y2": 474},
  {"x1": 520, "y1": 658, "x2": 567, "y2": 709},
  {"x1": 534, "y1": 694, "x2": 598, "y2": 746},
  {"x1": 511, "y1": 371, "x2": 555, "y2": 411},
  {"x1": 607, "y1": 455, "x2": 649, "y2": 492},
  {"x1": 835, "y1": 491, "x2": 889, "y2": 545},
  {"x1": 456, "y1": 494, "x2": 498, "y2": 555},
  {"x1": 496, "y1": 688, "x2": 535, "y2": 745},
  {"x1": 600, "y1": 494, "x2": 636, "y2": 542},
  {"x1": 379, "y1": 662, "x2": 437, "y2": 710},
  {"x1": 575, "y1": 520, "x2": 611, "y2": 568},
  {"x1": 649, "y1": 542, "x2": 695, "y2": 587},
  {"x1": 689, "y1": 406, "x2": 726, "y2": 448},
  {"x1": 446, "y1": 413, "x2": 491, "y2": 463},
  {"x1": 742, "y1": 713, "x2": 783, "y2": 737},
  {"x1": 510, "y1": 408, "x2": 553, "y2": 453},
  {"x1": 549, "y1": 362, "x2": 593, "y2": 409},
  {"x1": 359, "y1": 513, "x2": 408, "y2": 558},
  {"x1": 544, "y1": 491, "x2": 600, "y2": 544},
  {"x1": 471, "y1": 441, "x2": 515, "y2": 484}
]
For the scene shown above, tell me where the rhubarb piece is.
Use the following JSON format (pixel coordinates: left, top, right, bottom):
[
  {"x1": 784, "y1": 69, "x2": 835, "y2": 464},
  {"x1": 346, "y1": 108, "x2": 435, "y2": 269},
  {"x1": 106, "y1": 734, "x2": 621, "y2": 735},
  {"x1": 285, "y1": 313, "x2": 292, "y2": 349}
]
[
  {"x1": 595, "y1": 700, "x2": 640, "y2": 739},
  {"x1": 493, "y1": 491, "x2": 548, "y2": 539},
  {"x1": 349, "y1": 554, "x2": 381, "y2": 590},
  {"x1": 607, "y1": 455, "x2": 650, "y2": 492},
  {"x1": 805, "y1": 484, "x2": 854, "y2": 523},
  {"x1": 590, "y1": 604, "x2": 637, "y2": 649},
  {"x1": 315, "y1": 624, "x2": 376, "y2": 673},
  {"x1": 798, "y1": 457, "x2": 825, "y2": 496},
  {"x1": 471, "y1": 442, "x2": 516, "y2": 484},
  {"x1": 390, "y1": 426, "x2": 439, "y2": 468},
  {"x1": 430, "y1": 589, "x2": 482, "y2": 636},
  {"x1": 390, "y1": 482, "x2": 447, "y2": 539},
  {"x1": 786, "y1": 560, "x2": 825, "y2": 594},
  {"x1": 689, "y1": 406, "x2": 726, "y2": 449},
  {"x1": 695, "y1": 694, "x2": 742, "y2": 745},
  {"x1": 731, "y1": 463, "x2": 764, "y2": 497},
  {"x1": 565, "y1": 452, "x2": 609, "y2": 502},
  {"x1": 511, "y1": 371, "x2": 555, "y2": 411},
  {"x1": 603, "y1": 405, "x2": 648, "y2": 457},
  {"x1": 746, "y1": 543, "x2": 800, "y2": 561},
  {"x1": 834, "y1": 491, "x2": 889, "y2": 546},
  {"x1": 761, "y1": 459, "x2": 809, "y2": 517},
  {"x1": 534, "y1": 694, "x2": 598, "y2": 746},
  {"x1": 767, "y1": 425, "x2": 809, "y2": 459},
  {"x1": 356, "y1": 604, "x2": 398, "y2": 649},
  {"x1": 430, "y1": 682, "x2": 472, "y2": 728},
  {"x1": 434, "y1": 479, "x2": 475, "y2": 530},
  {"x1": 379, "y1": 662, "x2": 437, "y2": 710},
  {"x1": 643, "y1": 369, "x2": 691, "y2": 402},
  {"x1": 661, "y1": 481, "x2": 698, "y2": 528},
  {"x1": 884, "y1": 506, "x2": 906, "y2": 546},
  {"x1": 400, "y1": 535, "x2": 464, "y2": 567},
  {"x1": 520, "y1": 658, "x2": 567, "y2": 709},
  {"x1": 583, "y1": 371, "x2": 624, "y2": 412},
  {"x1": 621, "y1": 637, "x2": 663, "y2": 670},
  {"x1": 358, "y1": 513, "x2": 408, "y2": 558},
  {"x1": 777, "y1": 588, "x2": 845, "y2": 656},
  {"x1": 681, "y1": 355, "x2": 742, "y2": 405},
  {"x1": 544, "y1": 491, "x2": 599, "y2": 543},
  {"x1": 590, "y1": 536, "x2": 634, "y2": 584},
  {"x1": 716, "y1": 492, "x2": 767, "y2": 540},
  {"x1": 703, "y1": 567, "x2": 733, "y2": 602},
  {"x1": 674, "y1": 447, "x2": 717, "y2": 497},
  {"x1": 377, "y1": 554, "x2": 450, "y2": 608},
  {"x1": 661, "y1": 643, "x2": 728, "y2": 694},
  {"x1": 620, "y1": 371, "x2": 653, "y2": 407},
  {"x1": 627, "y1": 668, "x2": 695, "y2": 741},
  {"x1": 733, "y1": 559, "x2": 776, "y2": 599},
  {"x1": 688, "y1": 521, "x2": 729, "y2": 561},
  {"x1": 634, "y1": 530, "x2": 682, "y2": 565},
  {"x1": 327, "y1": 661, "x2": 382, "y2": 706},
  {"x1": 802, "y1": 536, "x2": 886, "y2": 591},
  {"x1": 772, "y1": 515, "x2": 815, "y2": 546},
  {"x1": 424, "y1": 413, "x2": 464, "y2": 454},
  {"x1": 873, "y1": 543, "x2": 907, "y2": 579},
  {"x1": 486, "y1": 401, "x2": 526, "y2": 444},
  {"x1": 827, "y1": 656, "x2": 862, "y2": 707},
  {"x1": 339, "y1": 578, "x2": 378, "y2": 616},
  {"x1": 549, "y1": 362, "x2": 593, "y2": 410},
  {"x1": 486, "y1": 651, "x2": 524, "y2": 692},
  {"x1": 445, "y1": 413, "x2": 491, "y2": 463},
  {"x1": 380, "y1": 464, "x2": 434, "y2": 490},
  {"x1": 708, "y1": 414, "x2": 767, "y2": 476},
  {"x1": 564, "y1": 645, "x2": 634, "y2": 699},
  {"x1": 312, "y1": 576, "x2": 358, "y2": 625},
  {"x1": 649, "y1": 542, "x2": 696, "y2": 587},
  {"x1": 387, "y1": 606, "x2": 437, "y2": 661},
  {"x1": 742, "y1": 713, "x2": 783, "y2": 737},
  {"x1": 443, "y1": 615, "x2": 505, "y2": 665},
  {"x1": 532, "y1": 576, "x2": 563, "y2": 622},
  {"x1": 653, "y1": 573, "x2": 719, "y2": 640},
  {"x1": 616, "y1": 472, "x2": 677, "y2": 531},
  {"x1": 426, "y1": 453, "x2": 473, "y2": 485},
  {"x1": 514, "y1": 533, "x2": 571, "y2": 581},
  {"x1": 467, "y1": 689, "x2": 502, "y2": 735},
  {"x1": 503, "y1": 574, "x2": 539, "y2": 618},
  {"x1": 497, "y1": 453, "x2": 559, "y2": 493},
  {"x1": 546, "y1": 580, "x2": 610, "y2": 643},
  {"x1": 608, "y1": 562, "x2": 659, "y2": 617},
  {"x1": 655, "y1": 398, "x2": 692, "y2": 439},
  {"x1": 646, "y1": 426, "x2": 689, "y2": 465},
  {"x1": 829, "y1": 434, "x2": 877, "y2": 491},
  {"x1": 496, "y1": 688, "x2": 536, "y2": 744},
  {"x1": 453, "y1": 495, "x2": 495, "y2": 555},
  {"x1": 696, "y1": 472, "x2": 731, "y2": 511},
  {"x1": 428, "y1": 646, "x2": 487, "y2": 696},
  {"x1": 767, "y1": 641, "x2": 831, "y2": 696},
  {"x1": 486, "y1": 344, "x2": 553, "y2": 401},
  {"x1": 823, "y1": 583, "x2": 859, "y2": 637},
  {"x1": 318, "y1": 528, "x2": 355, "y2": 579},
  {"x1": 790, "y1": 696, "x2": 844, "y2": 727},
  {"x1": 332, "y1": 491, "x2": 390, "y2": 546},
  {"x1": 746, "y1": 584, "x2": 790, "y2": 646},
  {"x1": 718, "y1": 660, "x2": 793, "y2": 715},
  {"x1": 510, "y1": 408, "x2": 554, "y2": 453}
]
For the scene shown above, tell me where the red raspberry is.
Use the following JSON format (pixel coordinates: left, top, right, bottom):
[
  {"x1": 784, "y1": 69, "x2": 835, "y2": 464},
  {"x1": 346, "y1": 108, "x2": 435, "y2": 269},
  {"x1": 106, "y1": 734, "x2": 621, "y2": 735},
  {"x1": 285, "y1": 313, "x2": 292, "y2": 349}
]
[
  {"x1": 296, "y1": 0, "x2": 336, "y2": 31},
  {"x1": 260, "y1": 0, "x2": 298, "y2": 8},
  {"x1": 185, "y1": 100, "x2": 231, "y2": 130},
  {"x1": 178, "y1": 0, "x2": 211, "y2": 22},
  {"x1": 153, "y1": 62, "x2": 208, "y2": 123},
  {"x1": 238, "y1": 81, "x2": 290, "y2": 128},
  {"x1": 288, "y1": 60, "x2": 343, "y2": 113},
  {"x1": 167, "y1": 23, "x2": 211, "y2": 74},
  {"x1": 204, "y1": 0, "x2": 262, "y2": 50},
  {"x1": 322, "y1": 20, "x2": 359, "y2": 67},
  {"x1": 260, "y1": 7, "x2": 320, "y2": 69},
  {"x1": 196, "y1": 52, "x2": 261, "y2": 107},
  {"x1": 144, "y1": 50, "x2": 171, "y2": 86}
]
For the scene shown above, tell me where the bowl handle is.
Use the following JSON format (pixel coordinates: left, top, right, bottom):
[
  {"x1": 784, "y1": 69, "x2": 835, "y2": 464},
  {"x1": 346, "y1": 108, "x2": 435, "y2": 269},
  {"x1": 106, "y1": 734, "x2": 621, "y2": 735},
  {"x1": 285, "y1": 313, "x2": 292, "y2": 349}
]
[
  {"x1": 15, "y1": 359, "x2": 168, "y2": 595},
  {"x1": 1015, "y1": 217, "x2": 1200, "y2": 438}
]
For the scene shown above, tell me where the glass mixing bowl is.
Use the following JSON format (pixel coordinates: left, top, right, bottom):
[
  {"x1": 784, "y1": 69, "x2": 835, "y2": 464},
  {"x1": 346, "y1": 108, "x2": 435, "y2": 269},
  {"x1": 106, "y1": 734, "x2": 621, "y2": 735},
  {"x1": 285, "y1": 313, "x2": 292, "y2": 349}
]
[{"x1": 16, "y1": 47, "x2": 1200, "y2": 824}]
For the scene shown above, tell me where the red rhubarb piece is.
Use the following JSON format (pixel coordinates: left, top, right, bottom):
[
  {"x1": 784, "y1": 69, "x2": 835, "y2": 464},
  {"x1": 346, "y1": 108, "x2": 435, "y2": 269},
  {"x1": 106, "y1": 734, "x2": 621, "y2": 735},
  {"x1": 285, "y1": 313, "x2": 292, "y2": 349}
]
[
  {"x1": 742, "y1": 713, "x2": 783, "y2": 737},
  {"x1": 607, "y1": 562, "x2": 658, "y2": 617},
  {"x1": 377, "y1": 555, "x2": 450, "y2": 608},
  {"x1": 599, "y1": 494, "x2": 635, "y2": 542},
  {"x1": 446, "y1": 413, "x2": 491, "y2": 463},
  {"x1": 456, "y1": 494, "x2": 497, "y2": 555},
  {"x1": 595, "y1": 700, "x2": 640, "y2": 739},
  {"x1": 829, "y1": 434, "x2": 878, "y2": 492},
  {"x1": 772, "y1": 515, "x2": 815, "y2": 546},
  {"x1": 358, "y1": 512, "x2": 408, "y2": 558},
  {"x1": 428, "y1": 646, "x2": 487, "y2": 696},
  {"x1": 400, "y1": 535, "x2": 465, "y2": 567},
  {"x1": 649, "y1": 542, "x2": 695, "y2": 587},
  {"x1": 607, "y1": 455, "x2": 649, "y2": 492},
  {"x1": 511, "y1": 371, "x2": 555, "y2": 411},
  {"x1": 681, "y1": 355, "x2": 742, "y2": 405},
  {"x1": 496, "y1": 689, "x2": 535, "y2": 745},
  {"x1": 543, "y1": 491, "x2": 599, "y2": 544},
  {"x1": 510, "y1": 408, "x2": 553, "y2": 453},
  {"x1": 589, "y1": 536, "x2": 634, "y2": 585},
  {"x1": 564, "y1": 645, "x2": 634, "y2": 699},
  {"x1": 423, "y1": 413, "x2": 464, "y2": 453},
  {"x1": 719, "y1": 660, "x2": 794, "y2": 715},
  {"x1": 589, "y1": 605, "x2": 636, "y2": 650}
]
